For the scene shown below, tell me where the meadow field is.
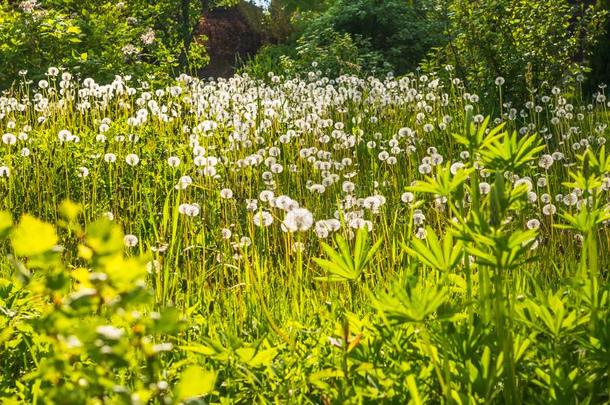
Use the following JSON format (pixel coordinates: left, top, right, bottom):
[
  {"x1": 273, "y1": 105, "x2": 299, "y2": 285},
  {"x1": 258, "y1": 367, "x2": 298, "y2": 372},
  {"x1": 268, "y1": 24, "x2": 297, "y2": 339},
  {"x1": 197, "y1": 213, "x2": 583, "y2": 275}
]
[{"x1": 1, "y1": 69, "x2": 610, "y2": 403}]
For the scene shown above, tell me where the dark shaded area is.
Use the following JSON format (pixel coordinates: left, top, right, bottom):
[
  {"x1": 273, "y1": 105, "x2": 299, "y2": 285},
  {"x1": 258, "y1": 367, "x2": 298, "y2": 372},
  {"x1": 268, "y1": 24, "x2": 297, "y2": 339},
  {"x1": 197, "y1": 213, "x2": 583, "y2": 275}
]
[{"x1": 195, "y1": 2, "x2": 265, "y2": 78}]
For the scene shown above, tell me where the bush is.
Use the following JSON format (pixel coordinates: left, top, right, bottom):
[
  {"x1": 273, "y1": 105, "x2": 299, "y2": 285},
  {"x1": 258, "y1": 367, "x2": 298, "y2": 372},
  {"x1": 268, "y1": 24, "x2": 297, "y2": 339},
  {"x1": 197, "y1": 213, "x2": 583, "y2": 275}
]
[
  {"x1": 241, "y1": 0, "x2": 443, "y2": 78},
  {"x1": 428, "y1": 0, "x2": 608, "y2": 101},
  {"x1": 0, "y1": 0, "x2": 235, "y2": 88}
]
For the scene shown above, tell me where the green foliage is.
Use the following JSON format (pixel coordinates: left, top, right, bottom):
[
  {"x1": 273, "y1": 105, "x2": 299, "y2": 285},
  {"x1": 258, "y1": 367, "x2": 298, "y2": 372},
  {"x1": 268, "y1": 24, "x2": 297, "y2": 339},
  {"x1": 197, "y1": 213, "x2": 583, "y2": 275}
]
[
  {"x1": 0, "y1": 0, "x2": 241, "y2": 88},
  {"x1": 242, "y1": 0, "x2": 443, "y2": 78},
  {"x1": 429, "y1": 0, "x2": 608, "y2": 100},
  {"x1": 1, "y1": 70, "x2": 610, "y2": 402},
  {"x1": 314, "y1": 228, "x2": 382, "y2": 282}
]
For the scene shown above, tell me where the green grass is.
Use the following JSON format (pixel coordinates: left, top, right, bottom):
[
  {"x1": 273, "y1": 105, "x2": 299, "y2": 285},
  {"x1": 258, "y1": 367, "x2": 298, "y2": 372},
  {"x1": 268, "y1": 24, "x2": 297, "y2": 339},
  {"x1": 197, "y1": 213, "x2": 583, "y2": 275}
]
[{"x1": 1, "y1": 70, "x2": 610, "y2": 403}]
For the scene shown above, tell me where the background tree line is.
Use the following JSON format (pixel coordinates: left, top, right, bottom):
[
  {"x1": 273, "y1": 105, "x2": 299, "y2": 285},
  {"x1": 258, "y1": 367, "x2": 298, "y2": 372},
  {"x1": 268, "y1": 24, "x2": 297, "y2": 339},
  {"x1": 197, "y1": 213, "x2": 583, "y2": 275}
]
[{"x1": 1, "y1": 0, "x2": 609, "y2": 100}]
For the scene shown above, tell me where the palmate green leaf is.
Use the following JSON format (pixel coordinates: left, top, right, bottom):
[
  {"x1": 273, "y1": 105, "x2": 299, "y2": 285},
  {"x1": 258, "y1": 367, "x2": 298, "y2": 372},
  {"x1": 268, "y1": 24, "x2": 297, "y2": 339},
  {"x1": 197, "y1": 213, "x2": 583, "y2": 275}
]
[
  {"x1": 555, "y1": 205, "x2": 610, "y2": 233},
  {"x1": 175, "y1": 366, "x2": 216, "y2": 401},
  {"x1": 481, "y1": 131, "x2": 545, "y2": 172},
  {"x1": 315, "y1": 228, "x2": 381, "y2": 282},
  {"x1": 11, "y1": 214, "x2": 58, "y2": 257},
  {"x1": 562, "y1": 170, "x2": 602, "y2": 194},
  {"x1": 453, "y1": 116, "x2": 505, "y2": 151},
  {"x1": 313, "y1": 258, "x2": 358, "y2": 281},
  {"x1": 335, "y1": 234, "x2": 355, "y2": 271},
  {"x1": 403, "y1": 227, "x2": 463, "y2": 272},
  {"x1": 376, "y1": 283, "x2": 451, "y2": 324},
  {"x1": 0, "y1": 211, "x2": 12, "y2": 239},
  {"x1": 408, "y1": 163, "x2": 474, "y2": 198}
]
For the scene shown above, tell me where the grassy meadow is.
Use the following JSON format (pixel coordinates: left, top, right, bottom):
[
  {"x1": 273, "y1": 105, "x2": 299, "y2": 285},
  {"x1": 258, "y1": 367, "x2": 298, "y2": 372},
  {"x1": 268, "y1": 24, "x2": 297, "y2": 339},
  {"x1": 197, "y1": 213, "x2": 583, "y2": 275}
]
[{"x1": 1, "y1": 69, "x2": 610, "y2": 403}]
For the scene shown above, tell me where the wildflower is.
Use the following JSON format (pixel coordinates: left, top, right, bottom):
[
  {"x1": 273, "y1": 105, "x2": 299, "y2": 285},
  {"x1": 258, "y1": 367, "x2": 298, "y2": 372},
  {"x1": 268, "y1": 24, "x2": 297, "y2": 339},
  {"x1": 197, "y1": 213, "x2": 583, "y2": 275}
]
[
  {"x1": 77, "y1": 167, "x2": 89, "y2": 178},
  {"x1": 123, "y1": 234, "x2": 138, "y2": 247},
  {"x1": 178, "y1": 203, "x2": 200, "y2": 217},
  {"x1": 167, "y1": 156, "x2": 180, "y2": 167},
  {"x1": 450, "y1": 162, "x2": 465, "y2": 174},
  {"x1": 221, "y1": 228, "x2": 232, "y2": 239},
  {"x1": 401, "y1": 192, "x2": 415, "y2": 204},
  {"x1": 348, "y1": 218, "x2": 373, "y2": 231},
  {"x1": 220, "y1": 188, "x2": 234, "y2": 199},
  {"x1": 140, "y1": 28, "x2": 155, "y2": 45},
  {"x1": 495, "y1": 77, "x2": 505, "y2": 86},
  {"x1": 175, "y1": 176, "x2": 192, "y2": 190},
  {"x1": 413, "y1": 210, "x2": 425, "y2": 225},
  {"x1": 526, "y1": 219, "x2": 540, "y2": 230},
  {"x1": 542, "y1": 204, "x2": 557, "y2": 216},
  {"x1": 538, "y1": 154, "x2": 554, "y2": 170},
  {"x1": 96, "y1": 325, "x2": 124, "y2": 340},
  {"x1": 418, "y1": 163, "x2": 432, "y2": 175},
  {"x1": 0, "y1": 166, "x2": 10, "y2": 178},
  {"x1": 125, "y1": 153, "x2": 140, "y2": 166},
  {"x1": 479, "y1": 182, "x2": 491, "y2": 195},
  {"x1": 260, "y1": 190, "x2": 274, "y2": 202},
  {"x1": 104, "y1": 153, "x2": 117, "y2": 163},
  {"x1": 342, "y1": 181, "x2": 355, "y2": 193},
  {"x1": 2, "y1": 133, "x2": 16, "y2": 145},
  {"x1": 283, "y1": 208, "x2": 314, "y2": 232},
  {"x1": 122, "y1": 44, "x2": 139, "y2": 56},
  {"x1": 58, "y1": 129, "x2": 73, "y2": 142},
  {"x1": 253, "y1": 211, "x2": 273, "y2": 227}
]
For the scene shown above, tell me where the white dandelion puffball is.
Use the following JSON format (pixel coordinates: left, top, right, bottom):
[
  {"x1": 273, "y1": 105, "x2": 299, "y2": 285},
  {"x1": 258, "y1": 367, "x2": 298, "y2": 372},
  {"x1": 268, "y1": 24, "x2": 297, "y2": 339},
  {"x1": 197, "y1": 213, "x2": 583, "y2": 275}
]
[
  {"x1": 283, "y1": 208, "x2": 314, "y2": 232},
  {"x1": 123, "y1": 234, "x2": 138, "y2": 247},
  {"x1": 104, "y1": 153, "x2": 117, "y2": 163},
  {"x1": 125, "y1": 153, "x2": 140, "y2": 166},
  {"x1": 253, "y1": 211, "x2": 274, "y2": 227},
  {"x1": 175, "y1": 176, "x2": 193, "y2": 190},
  {"x1": 167, "y1": 156, "x2": 180, "y2": 168},
  {"x1": 58, "y1": 129, "x2": 73, "y2": 142},
  {"x1": 220, "y1": 188, "x2": 234, "y2": 199}
]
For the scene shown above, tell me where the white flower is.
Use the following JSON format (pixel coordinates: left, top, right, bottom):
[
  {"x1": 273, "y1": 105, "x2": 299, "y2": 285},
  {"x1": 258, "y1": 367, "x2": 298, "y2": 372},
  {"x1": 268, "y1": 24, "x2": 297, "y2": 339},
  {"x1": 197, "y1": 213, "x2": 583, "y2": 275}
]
[
  {"x1": 123, "y1": 234, "x2": 138, "y2": 247},
  {"x1": 450, "y1": 162, "x2": 465, "y2": 174},
  {"x1": 140, "y1": 28, "x2": 155, "y2": 45},
  {"x1": 178, "y1": 203, "x2": 200, "y2": 217},
  {"x1": 175, "y1": 176, "x2": 192, "y2": 190},
  {"x1": 282, "y1": 208, "x2": 314, "y2": 232},
  {"x1": 253, "y1": 211, "x2": 273, "y2": 227},
  {"x1": 0, "y1": 166, "x2": 10, "y2": 178},
  {"x1": 538, "y1": 154, "x2": 554, "y2": 170},
  {"x1": 104, "y1": 153, "x2": 117, "y2": 163},
  {"x1": 413, "y1": 210, "x2": 425, "y2": 225},
  {"x1": 526, "y1": 219, "x2": 540, "y2": 230},
  {"x1": 58, "y1": 129, "x2": 73, "y2": 142},
  {"x1": 167, "y1": 156, "x2": 180, "y2": 167},
  {"x1": 2, "y1": 133, "x2": 16, "y2": 145},
  {"x1": 220, "y1": 188, "x2": 234, "y2": 199},
  {"x1": 96, "y1": 325, "x2": 124, "y2": 340},
  {"x1": 495, "y1": 77, "x2": 505, "y2": 86},
  {"x1": 77, "y1": 167, "x2": 89, "y2": 178},
  {"x1": 479, "y1": 182, "x2": 491, "y2": 195},
  {"x1": 401, "y1": 192, "x2": 415, "y2": 204},
  {"x1": 542, "y1": 204, "x2": 557, "y2": 216},
  {"x1": 125, "y1": 153, "x2": 140, "y2": 166}
]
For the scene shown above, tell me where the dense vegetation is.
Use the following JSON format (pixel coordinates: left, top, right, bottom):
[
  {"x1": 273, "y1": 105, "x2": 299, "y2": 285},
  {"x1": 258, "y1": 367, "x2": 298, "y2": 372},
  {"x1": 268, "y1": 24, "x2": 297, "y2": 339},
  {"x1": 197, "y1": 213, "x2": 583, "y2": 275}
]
[{"x1": 1, "y1": 0, "x2": 610, "y2": 403}]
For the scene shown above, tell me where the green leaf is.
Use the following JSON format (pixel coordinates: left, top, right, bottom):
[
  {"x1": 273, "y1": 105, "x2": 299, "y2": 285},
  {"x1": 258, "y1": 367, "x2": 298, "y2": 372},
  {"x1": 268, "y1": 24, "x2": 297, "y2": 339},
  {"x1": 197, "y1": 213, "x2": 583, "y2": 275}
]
[
  {"x1": 175, "y1": 366, "x2": 216, "y2": 401},
  {"x1": 0, "y1": 211, "x2": 12, "y2": 239},
  {"x1": 11, "y1": 215, "x2": 58, "y2": 256}
]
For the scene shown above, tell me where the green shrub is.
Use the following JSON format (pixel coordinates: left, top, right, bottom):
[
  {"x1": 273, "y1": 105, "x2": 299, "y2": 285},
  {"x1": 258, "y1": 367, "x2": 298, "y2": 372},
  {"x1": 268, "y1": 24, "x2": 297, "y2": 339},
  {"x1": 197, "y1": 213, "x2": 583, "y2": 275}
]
[
  {"x1": 428, "y1": 0, "x2": 608, "y2": 101},
  {"x1": 241, "y1": 0, "x2": 443, "y2": 78}
]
